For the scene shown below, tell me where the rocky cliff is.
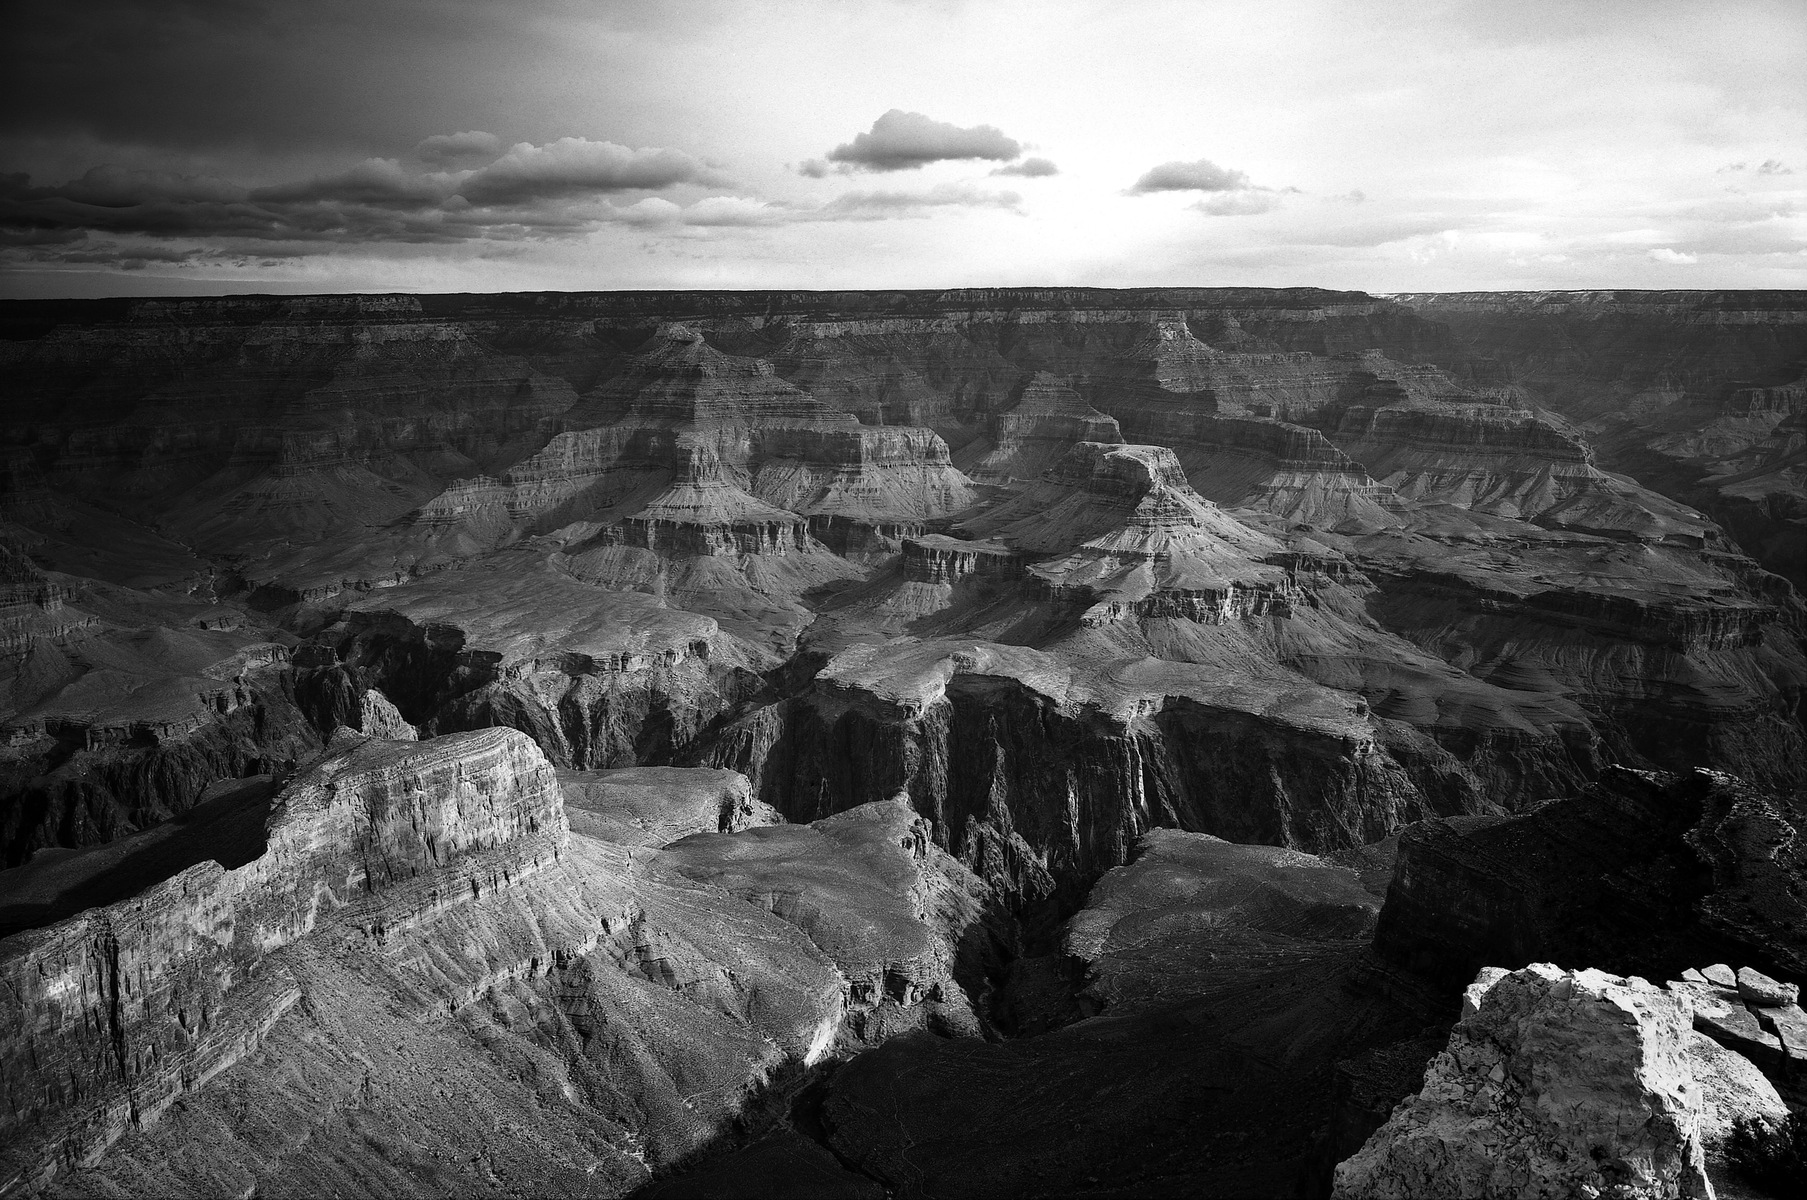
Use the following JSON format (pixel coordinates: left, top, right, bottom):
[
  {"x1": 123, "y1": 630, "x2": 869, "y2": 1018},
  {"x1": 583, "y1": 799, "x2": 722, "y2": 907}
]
[
  {"x1": 4, "y1": 732, "x2": 1028, "y2": 1197},
  {"x1": 1, "y1": 286, "x2": 1804, "y2": 1198},
  {"x1": 1372, "y1": 766, "x2": 1807, "y2": 994},
  {"x1": 1390, "y1": 290, "x2": 1807, "y2": 589},
  {"x1": 0, "y1": 728, "x2": 569, "y2": 1188},
  {"x1": 1333, "y1": 964, "x2": 1782, "y2": 1199}
]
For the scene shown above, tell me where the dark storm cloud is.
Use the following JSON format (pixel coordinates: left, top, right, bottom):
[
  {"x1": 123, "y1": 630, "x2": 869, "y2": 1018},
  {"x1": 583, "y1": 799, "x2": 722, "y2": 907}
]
[
  {"x1": 457, "y1": 139, "x2": 728, "y2": 204},
  {"x1": 415, "y1": 131, "x2": 504, "y2": 165},
  {"x1": 250, "y1": 160, "x2": 449, "y2": 206},
  {"x1": 48, "y1": 165, "x2": 248, "y2": 206},
  {"x1": 0, "y1": 122, "x2": 1026, "y2": 266},
  {"x1": 0, "y1": 136, "x2": 730, "y2": 257},
  {"x1": 1130, "y1": 159, "x2": 1251, "y2": 193},
  {"x1": 991, "y1": 157, "x2": 1059, "y2": 178},
  {"x1": 36, "y1": 241, "x2": 212, "y2": 270},
  {"x1": 0, "y1": 0, "x2": 548, "y2": 157},
  {"x1": 825, "y1": 111, "x2": 1023, "y2": 172}
]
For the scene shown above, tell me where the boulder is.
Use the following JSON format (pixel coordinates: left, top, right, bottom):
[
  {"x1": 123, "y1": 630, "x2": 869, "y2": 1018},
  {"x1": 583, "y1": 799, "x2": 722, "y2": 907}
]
[
  {"x1": 1684, "y1": 1032, "x2": 1788, "y2": 1148},
  {"x1": 1335, "y1": 964, "x2": 1717, "y2": 1199},
  {"x1": 1737, "y1": 966, "x2": 1800, "y2": 1007},
  {"x1": 1757, "y1": 1003, "x2": 1807, "y2": 1055},
  {"x1": 1695, "y1": 1005, "x2": 1786, "y2": 1067}
]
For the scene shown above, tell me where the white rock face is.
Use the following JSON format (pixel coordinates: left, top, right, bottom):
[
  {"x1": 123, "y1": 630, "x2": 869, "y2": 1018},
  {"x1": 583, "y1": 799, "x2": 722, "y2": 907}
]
[
  {"x1": 1736, "y1": 966, "x2": 1799, "y2": 1007},
  {"x1": 1334, "y1": 964, "x2": 1715, "y2": 1200},
  {"x1": 1684, "y1": 1031, "x2": 1787, "y2": 1147}
]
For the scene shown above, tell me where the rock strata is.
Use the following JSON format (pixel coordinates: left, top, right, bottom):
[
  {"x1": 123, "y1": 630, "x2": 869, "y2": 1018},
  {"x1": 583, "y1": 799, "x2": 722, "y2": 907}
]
[
  {"x1": 1667, "y1": 961, "x2": 1807, "y2": 1104},
  {"x1": 0, "y1": 727, "x2": 566, "y2": 1189},
  {"x1": 1, "y1": 286, "x2": 1804, "y2": 1197}
]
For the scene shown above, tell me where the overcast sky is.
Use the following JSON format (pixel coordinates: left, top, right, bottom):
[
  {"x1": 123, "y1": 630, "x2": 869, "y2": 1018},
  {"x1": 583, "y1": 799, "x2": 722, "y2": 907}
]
[{"x1": 2, "y1": 0, "x2": 1802, "y2": 297}]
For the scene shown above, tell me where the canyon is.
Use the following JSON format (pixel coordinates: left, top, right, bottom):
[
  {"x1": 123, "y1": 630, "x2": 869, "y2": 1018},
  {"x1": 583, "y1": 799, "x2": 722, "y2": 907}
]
[{"x1": 0, "y1": 287, "x2": 1802, "y2": 1197}]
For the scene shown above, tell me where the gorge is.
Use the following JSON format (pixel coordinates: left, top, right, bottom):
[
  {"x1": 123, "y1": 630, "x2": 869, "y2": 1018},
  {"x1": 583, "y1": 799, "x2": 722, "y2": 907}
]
[{"x1": 1, "y1": 286, "x2": 1803, "y2": 1198}]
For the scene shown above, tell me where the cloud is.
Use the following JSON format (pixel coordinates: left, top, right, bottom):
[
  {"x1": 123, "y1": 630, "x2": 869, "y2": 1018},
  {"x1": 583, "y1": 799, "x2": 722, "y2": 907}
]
[
  {"x1": 612, "y1": 197, "x2": 684, "y2": 227},
  {"x1": 48, "y1": 165, "x2": 247, "y2": 207},
  {"x1": 1648, "y1": 247, "x2": 1698, "y2": 264},
  {"x1": 608, "y1": 195, "x2": 784, "y2": 228},
  {"x1": 29, "y1": 240, "x2": 212, "y2": 270},
  {"x1": 1123, "y1": 158, "x2": 1280, "y2": 216},
  {"x1": 796, "y1": 159, "x2": 832, "y2": 178},
  {"x1": 816, "y1": 183, "x2": 1023, "y2": 219},
  {"x1": 825, "y1": 110, "x2": 1022, "y2": 172},
  {"x1": 991, "y1": 157, "x2": 1059, "y2": 178},
  {"x1": 251, "y1": 158, "x2": 448, "y2": 206},
  {"x1": 1129, "y1": 159, "x2": 1250, "y2": 194},
  {"x1": 415, "y1": 131, "x2": 503, "y2": 165},
  {"x1": 680, "y1": 195, "x2": 783, "y2": 226},
  {"x1": 458, "y1": 138, "x2": 728, "y2": 204},
  {"x1": 0, "y1": 137, "x2": 741, "y2": 257},
  {"x1": 1194, "y1": 190, "x2": 1282, "y2": 216},
  {"x1": 1720, "y1": 160, "x2": 1795, "y2": 177}
]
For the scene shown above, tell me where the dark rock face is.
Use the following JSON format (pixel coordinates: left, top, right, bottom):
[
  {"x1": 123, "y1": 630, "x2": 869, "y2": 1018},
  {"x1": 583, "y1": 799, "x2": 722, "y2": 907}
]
[
  {"x1": 653, "y1": 828, "x2": 1432, "y2": 1199},
  {"x1": 1372, "y1": 766, "x2": 1807, "y2": 993},
  {"x1": 700, "y1": 650, "x2": 1449, "y2": 913},
  {"x1": 1, "y1": 287, "x2": 1804, "y2": 1198}
]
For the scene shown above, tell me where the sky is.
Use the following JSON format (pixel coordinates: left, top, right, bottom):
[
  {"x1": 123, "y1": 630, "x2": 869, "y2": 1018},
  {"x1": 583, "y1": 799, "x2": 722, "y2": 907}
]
[{"x1": 1, "y1": 0, "x2": 1803, "y2": 297}]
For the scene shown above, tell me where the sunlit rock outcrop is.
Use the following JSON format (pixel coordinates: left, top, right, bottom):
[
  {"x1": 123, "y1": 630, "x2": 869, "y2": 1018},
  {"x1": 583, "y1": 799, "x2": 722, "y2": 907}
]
[{"x1": 1334, "y1": 965, "x2": 1738, "y2": 1200}]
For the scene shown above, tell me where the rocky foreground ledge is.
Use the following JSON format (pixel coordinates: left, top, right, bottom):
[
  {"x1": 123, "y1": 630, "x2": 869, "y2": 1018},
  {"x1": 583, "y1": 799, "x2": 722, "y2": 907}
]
[{"x1": 1335, "y1": 963, "x2": 1796, "y2": 1200}]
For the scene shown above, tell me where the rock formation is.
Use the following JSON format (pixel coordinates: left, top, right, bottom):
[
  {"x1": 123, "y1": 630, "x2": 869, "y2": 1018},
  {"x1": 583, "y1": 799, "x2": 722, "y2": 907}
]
[
  {"x1": 1333, "y1": 964, "x2": 1785, "y2": 1200},
  {"x1": 959, "y1": 372, "x2": 1123, "y2": 484},
  {"x1": 1372, "y1": 766, "x2": 1807, "y2": 994},
  {"x1": 1389, "y1": 290, "x2": 1807, "y2": 590},
  {"x1": 3, "y1": 731, "x2": 982, "y2": 1196},
  {"x1": 1, "y1": 286, "x2": 1803, "y2": 1198}
]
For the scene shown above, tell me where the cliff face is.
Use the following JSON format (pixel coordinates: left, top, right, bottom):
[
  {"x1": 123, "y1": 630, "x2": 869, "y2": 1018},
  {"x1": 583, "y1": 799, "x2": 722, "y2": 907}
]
[
  {"x1": 4, "y1": 286, "x2": 1801, "y2": 868},
  {"x1": 0, "y1": 728, "x2": 568, "y2": 1188},
  {"x1": 6, "y1": 734, "x2": 1033, "y2": 1197},
  {"x1": 293, "y1": 562, "x2": 766, "y2": 772},
  {"x1": 1372, "y1": 766, "x2": 1807, "y2": 993},
  {"x1": 659, "y1": 800, "x2": 995, "y2": 1044},
  {"x1": 960, "y1": 372, "x2": 1123, "y2": 484},
  {"x1": 1390, "y1": 290, "x2": 1807, "y2": 588},
  {"x1": 700, "y1": 638, "x2": 1445, "y2": 911}
]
